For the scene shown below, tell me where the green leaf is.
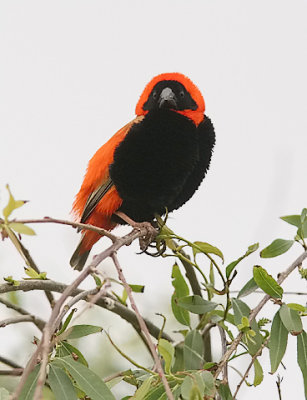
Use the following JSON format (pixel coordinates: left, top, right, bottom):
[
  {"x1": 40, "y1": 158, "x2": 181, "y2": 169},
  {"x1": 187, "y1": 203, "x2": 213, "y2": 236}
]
[
  {"x1": 183, "y1": 329, "x2": 204, "y2": 370},
  {"x1": 171, "y1": 264, "x2": 190, "y2": 326},
  {"x1": 232, "y1": 298, "x2": 263, "y2": 355},
  {"x1": 253, "y1": 358, "x2": 263, "y2": 386},
  {"x1": 24, "y1": 267, "x2": 47, "y2": 280},
  {"x1": 297, "y1": 331, "x2": 307, "y2": 398},
  {"x1": 48, "y1": 364, "x2": 77, "y2": 399},
  {"x1": 9, "y1": 222, "x2": 35, "y2": 236},
  {"x1": 2, "y1": 185, "x2": 26, "y2": 218},
  {"x1": 237, "y1": 278, "x2": 258, "y2": 298},
  {"x1": 279, "y1": 304, "x2": 303, "y2": 335},
  {"x1": 57, "y1": 324, "x2": 103, "y2": 341},
  {"x1": 0, "y1": 388, "x2": 10, "y2": 400},
  {"x1": 57, "y1": 309, "x2": 77, "y2": 336},
  {"x1": 193, "y1": 241, "x2": 224, "y2": 261},
  {"x1": 129, "y1": 284, "x2": 145, "y2": 293},
  {"x1": 19, "y1": 365, "x2": 40, "y2": 400},
  {"x1": 260, "y1": 239, "x2": 294, "y2": 258},
  {"x1": 287, "y1": 303, "x2": 306, "y2": 313},
  {"x1": 181, "y1": 375, "x2": 202, "y2": 400},
  {"x1": 172, "y1": 343, "x2": 184, "y2": 373},
  {"x1": 177, "y1": 295, "x2": 218, "y2": 314},
  {"x1": 56, "y1": 341, "x2": 88, "y2": 366},
  {"x1": 226, "y1": 243, "x2": 259, "y2": 278},
  {"x1": 4, "y1": 276, "x2": 20, "y2": 286},
  {"x1": 132, "y1": 376, "x2": 154, "y2": 399},
  {"x1": 253, "y1": 266, "x2": 283, "y2": 298},
  {"x1": 202, "y1": 370, "x2": 215, "y2": 396},
  {"x1": 218, "y1": 383, "x2": 232, "y2": 400},
  {"x1": 53, "y1": 356, "x2": 115, "y2": 400},
  {"x1": 158, "y1": 339, "x2": 174, "y2": 374},
  {"x1": 280, "y1": 214, "x2": 301, "y2": 227},
  {"x1": 269, "y1": 311, "x2": 288, "y2": 373}
]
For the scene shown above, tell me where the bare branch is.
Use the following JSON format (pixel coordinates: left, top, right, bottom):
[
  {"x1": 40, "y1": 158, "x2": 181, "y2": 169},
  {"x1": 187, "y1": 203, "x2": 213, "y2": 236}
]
[
  {"x1": 233, "y1": 337, "x2": 269, "y2": 398},
  {"x1": 215, "y1": 250, "x2": 307, "y2": 379},
  {"x1": 0, "y1": 315, "x2": 40, "y2": 327},
  {"x1": 0, "y1": 368, "x2": 23, "y2": 376},
  {"x1": 12, "y1": 216, "x2": 118, "y2": 242},
  {"x1": 12, "y1": 226, "x2": 159, "y2": 400},
  {"x1": 0, "y1": 297, "x2": 45, "y2": 331},
  {"x1": 112, "y1": 252, "x2": 174, "y2": 400},
  {"x1": 0, "y1": 280, "x2": 172, "y2": 342},
  {"x1": 0, "y1": 355, "x2": 22, "y2": 369}
]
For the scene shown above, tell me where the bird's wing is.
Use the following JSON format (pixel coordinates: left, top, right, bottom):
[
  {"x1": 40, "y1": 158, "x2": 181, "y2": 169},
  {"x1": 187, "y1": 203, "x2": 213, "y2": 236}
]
[
  {"x1": 80, "y1": 177, "x2": 114, "y2": 224},
  {"x1": 72, "y1": 115, "x2": 144, "y2": 222}
]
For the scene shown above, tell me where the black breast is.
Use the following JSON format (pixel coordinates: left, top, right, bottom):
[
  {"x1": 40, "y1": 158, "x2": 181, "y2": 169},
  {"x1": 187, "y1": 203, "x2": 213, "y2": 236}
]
[{"x1": 109, "y1": 109, "x2": 215, "y2": 222}]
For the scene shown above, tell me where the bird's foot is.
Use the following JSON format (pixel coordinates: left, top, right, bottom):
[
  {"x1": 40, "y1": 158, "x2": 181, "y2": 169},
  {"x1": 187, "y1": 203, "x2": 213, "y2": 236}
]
[{"x1": 114, "y1": 211, "x2": 158, "y2": 251}]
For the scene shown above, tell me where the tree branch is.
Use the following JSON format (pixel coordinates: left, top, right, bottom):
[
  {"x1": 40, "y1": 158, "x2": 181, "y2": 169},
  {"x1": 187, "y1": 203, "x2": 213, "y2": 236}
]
[
  {"x1": 0, "y1": 280, "x2": 172, "y2": 342},
  {"x1": 0, "y1": 297, "x2": 45, "y2": 331},
  {"x1": 12, "y1": 216, "x2": 117, "y2": 242},
  {"x1": 12, "y1": 226, "x2": 160, "y2": 400},
  {"x1": 112, "y1": 252, "x2": 174, "y2": 400},
  {"x1": 232, "y1": 337, "x2": 269, "y2": 399},
  {"x1": 214, "y1": 250, "x2": 307, "y2": 379},
  {"x1": 0, "y1": 355, "x2": 22, "y2": 369}
]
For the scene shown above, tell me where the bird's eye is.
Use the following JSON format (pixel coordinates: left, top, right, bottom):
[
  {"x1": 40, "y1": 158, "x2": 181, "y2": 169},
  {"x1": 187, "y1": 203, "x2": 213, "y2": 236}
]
[
  {"x1": 180, "y1": 91, "x2": 185, "y2": 98},
  {"x1": 152, "y1": 91, "x2": 157, "y2": 100}
]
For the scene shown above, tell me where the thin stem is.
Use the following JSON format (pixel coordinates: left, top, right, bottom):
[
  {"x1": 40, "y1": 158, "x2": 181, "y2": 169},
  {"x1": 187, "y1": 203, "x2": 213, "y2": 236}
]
[
  {"x1": 0, "y1": 356, "x2": 22, "y2": 369},
  {"x1": 0, "y1": 280, "x2": 172, "y2": 342},
  {"x1": 232, "y1": 337, "x2": 269, "y2": 399},
  {"x1": 0, "y1": 315, "x2": 39, "y2": 327},
  {"x1": 11, "y1": 217, "x2": 117, "y2": 242},
  {"x1": 215, "y1": 250, "x2": 307, "y2": 379},
  {"x1": 112, "y1": 253, "x2": 174, "y2": 400},
  {"x1": 0, "y1": 297, "x2": 45, "y2": 331}
]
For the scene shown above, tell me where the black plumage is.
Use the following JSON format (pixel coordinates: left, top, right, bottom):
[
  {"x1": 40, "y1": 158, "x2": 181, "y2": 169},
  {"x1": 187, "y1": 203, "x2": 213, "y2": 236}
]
[{"x1": 110, "y1": 108, "x2": 215, "y2": 223}]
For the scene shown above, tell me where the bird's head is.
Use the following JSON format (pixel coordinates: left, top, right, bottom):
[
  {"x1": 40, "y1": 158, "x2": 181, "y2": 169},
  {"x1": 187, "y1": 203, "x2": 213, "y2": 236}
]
[{"x1": 135, "y1": 73, "x2": 205, "y2": 125}]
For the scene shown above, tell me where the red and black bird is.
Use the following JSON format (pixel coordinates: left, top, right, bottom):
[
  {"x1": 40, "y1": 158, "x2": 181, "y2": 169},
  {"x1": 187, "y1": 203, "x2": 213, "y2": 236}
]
[{"x1": 70, "y1": 73, "x2": 215, "y2": 270}]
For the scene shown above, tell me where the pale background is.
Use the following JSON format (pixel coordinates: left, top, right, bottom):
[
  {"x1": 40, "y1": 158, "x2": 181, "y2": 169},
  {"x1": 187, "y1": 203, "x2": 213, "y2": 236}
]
[{"x1": 0, "y1": 0, "x2": 306, "y2": 398}]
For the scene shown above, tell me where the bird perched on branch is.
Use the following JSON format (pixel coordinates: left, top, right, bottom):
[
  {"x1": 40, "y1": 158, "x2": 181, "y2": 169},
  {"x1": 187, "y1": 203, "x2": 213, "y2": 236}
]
[{"x1": 70, "y1": 73, "x2": 216, "y2": 270}]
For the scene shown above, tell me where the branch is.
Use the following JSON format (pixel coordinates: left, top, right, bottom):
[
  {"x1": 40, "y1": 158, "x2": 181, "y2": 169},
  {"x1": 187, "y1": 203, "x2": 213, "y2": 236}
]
[
  {"x1": 12, "y1": 226, "x2": 159, "y2": 400},
  {"x1": 112, "y1": 253, "x2": 174, "y2": 400},
  {"x1": 0, "y1": 297, "x2": 45, "y2": 331},
  {"x1": 12, "y1": 216, "x2": 117, "y2": 242},
  {"x1": 0, "y1": 368, "x2": 23, "y2": 376},
  {"x1": 0, "y1": 315, "x2": 40, "y2": 327},
  {"x1": 0, "y1": 355, "x2": 22, "y2": 369},
  {"x1": 0, "y1": 280, "x2": 172, "y2": 342},
  {"x1": 214, "y1": 250, "x2": 307, "y2": 379},
  {"x1": 232, "y1": 337, "x2": 269, "y2": 399}
]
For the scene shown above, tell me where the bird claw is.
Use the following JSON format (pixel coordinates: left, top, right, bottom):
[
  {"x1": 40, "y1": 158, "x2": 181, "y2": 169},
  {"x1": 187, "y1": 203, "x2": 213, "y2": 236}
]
[{"x1": 133, "y1": 222, "x2": 158, "y2": 251}]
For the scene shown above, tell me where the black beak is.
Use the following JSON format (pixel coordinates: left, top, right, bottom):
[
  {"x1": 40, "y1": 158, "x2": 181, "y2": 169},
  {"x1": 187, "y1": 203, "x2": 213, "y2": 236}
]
[{"x1": 158, "y1": 88, "x2": 177, "y2": 109}]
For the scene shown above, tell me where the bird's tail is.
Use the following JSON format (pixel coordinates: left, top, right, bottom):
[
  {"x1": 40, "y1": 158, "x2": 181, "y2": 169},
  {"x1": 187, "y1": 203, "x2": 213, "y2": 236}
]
[
  {"x1": 70, "y1": 217, "x2": 116, "y2": 271},
  {"x1": 70, "y1": 230, "x2": 99, "y2": 271}
]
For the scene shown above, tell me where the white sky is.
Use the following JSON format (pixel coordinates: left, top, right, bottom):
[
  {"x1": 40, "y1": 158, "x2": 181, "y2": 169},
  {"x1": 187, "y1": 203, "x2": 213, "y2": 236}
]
[{"x1": 0, "y1": 1, "x2": 306, "y2": 398}]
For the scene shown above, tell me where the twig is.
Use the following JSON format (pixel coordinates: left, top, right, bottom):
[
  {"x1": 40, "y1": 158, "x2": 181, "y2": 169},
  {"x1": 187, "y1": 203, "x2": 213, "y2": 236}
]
[
  {"x1": 218, "y1": 324, "x2": 228, "y2": 383},
  {"x1": 276, "y1": 374, "x2": 283, "y2": 400},
  {"x1": 0, "y1": 297, "x2": 45, "y2": 331},
  {"x1": 0, "y1": 315, "x2": 39, "y2": 328},
  {"x1": 5, "y1": 228, "x2": 55, "y2": 309},
  {"x1": 12, "y1": 217, "x2": 117, "y2": 242},
  {"x1": 0, "y1": 280, "x2": 172, "y2": 342},
  {"x1": 229, "y1": 290, "x2": 307, "y2": 296},
  {"x1": 0, "y1": 355, "x2": 22, "y2": 369},
  {"x1": 215, "y1": 250, "x2": 307, "y2": 379},
  {"x1": 12, "y1": 226, "x2": 159, "y2": 400},
  {"x1": 112, "y1": 253, "x2": 174, "y2": 400},
  {"x1": 232, "y1": 337, "x2": 269, "y2": 399},
  {"x1": 0, "y1": 368, "x2": 23, "y2": 376}
]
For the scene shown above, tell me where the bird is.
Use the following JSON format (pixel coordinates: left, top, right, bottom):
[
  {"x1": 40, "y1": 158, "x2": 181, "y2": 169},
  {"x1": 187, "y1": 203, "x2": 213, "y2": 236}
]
[{"x1": 70, "y1": 72, "x2": 216, "y2": 270}]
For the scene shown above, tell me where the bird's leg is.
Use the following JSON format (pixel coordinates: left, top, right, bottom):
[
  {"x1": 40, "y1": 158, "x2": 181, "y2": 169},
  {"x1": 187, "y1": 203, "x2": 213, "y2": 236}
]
[{"x1": 114, "y1": 211, "x2": 158, "y2": 250}]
